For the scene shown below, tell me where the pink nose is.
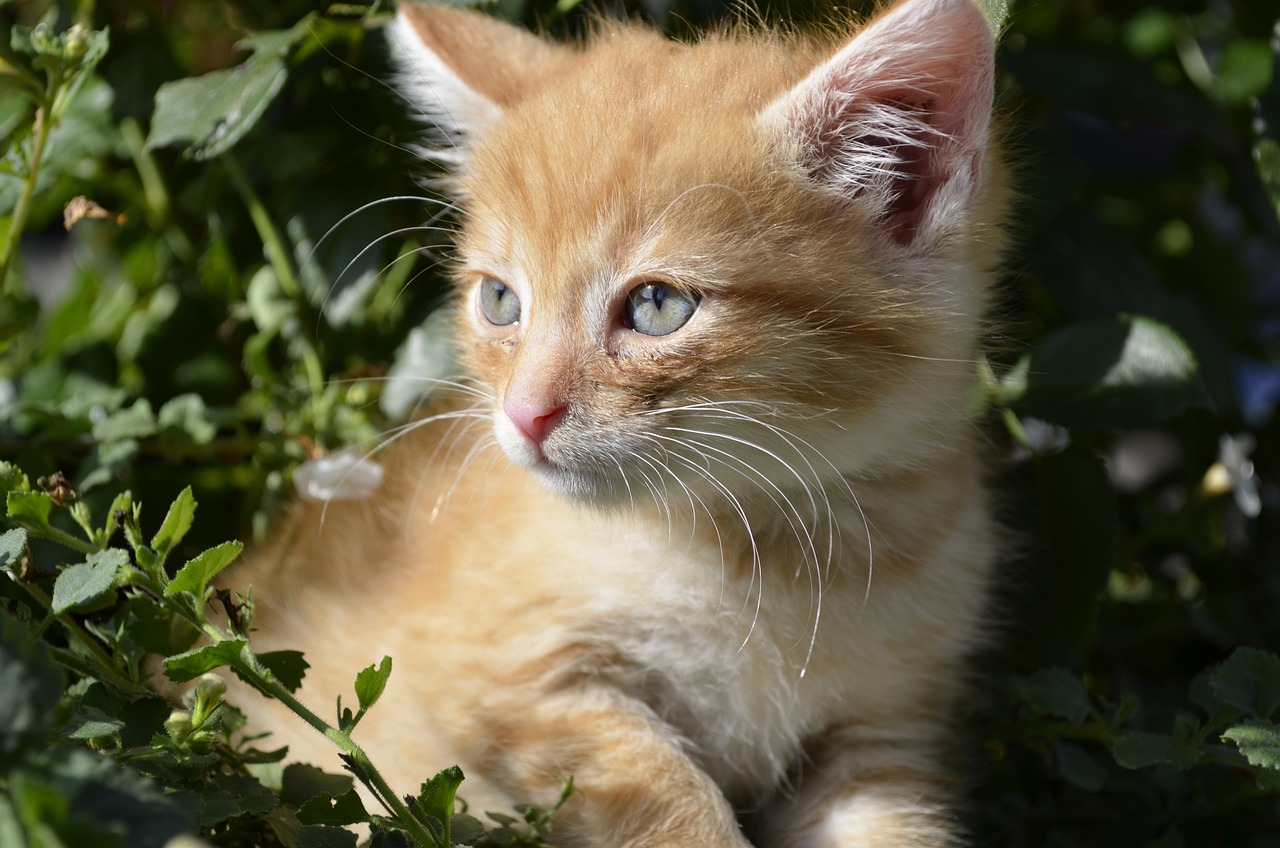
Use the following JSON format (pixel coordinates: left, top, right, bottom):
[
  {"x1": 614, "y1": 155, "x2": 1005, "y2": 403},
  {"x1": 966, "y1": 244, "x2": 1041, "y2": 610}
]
[{"x1": 504, "y1": 396, "x2": 566, "y2": 446}]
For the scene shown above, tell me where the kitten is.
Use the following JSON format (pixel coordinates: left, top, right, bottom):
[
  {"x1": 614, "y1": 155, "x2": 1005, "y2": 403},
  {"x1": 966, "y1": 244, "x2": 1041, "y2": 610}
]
[{"x1": 228, "y1": 0, "x2": 1009, "y2": 845}]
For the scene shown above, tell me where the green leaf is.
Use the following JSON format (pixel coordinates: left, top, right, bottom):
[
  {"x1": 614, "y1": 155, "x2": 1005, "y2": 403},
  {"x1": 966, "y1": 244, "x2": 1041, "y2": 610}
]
[
  {"x1": 0, "y1": 527, "x2": 26, "y2": 572},
  {"x1": 1054, "y1": 742, "x2": 1108, "y2": 792},
  {"x1": 247, "y1": 265, "x2": 295, "y2": 335},
  {"x1": 51, "y1": 549, "x2": 128, "y2": 613},
  {"x1": 258, "y1": 650, "x2": 309, "y2": 693},
  {"x1": 64, "y1": 711, "x2": 125, "y2": 740},
  {"x1": 298, "y1": 824, "x2": 360, "y2": 848},
  {"x1": 166, "y1": 540, "x2": 244, "y2": 601},
  {"x1": 157, "y1": 394, "x2": 217, "y2": 445},
  {"x1": 7, "y1": 490, "x2": 54, "y2": 531},
  {"x1": 1018, "y1": 668, "x2": 1093, "y2": 723},
  {"x1": 298, "y1": 825, "x2": 359, "y2": 848},
  {"x1": 123, "y1": 596, "x2": 201, "y2": 656},
  {"x1": 151, "y1": 486, "x2": 196, "y2": 560},
  {"x1": 1222, "y1": 721, "x2": 1280, "y2": 770},
  {"x1": 145, "y1": 15, "x2": 315, "y2": 160},
  {"x1": 281, "y1": 763, "x2": 353, "y2": 807},
  {"x1": 354, "y1": 655, "x2": 392, "y2": 713},
  {"x1": 0, "y1": 462, "x2": 28, "y2": 498},
  {"x1": 163, "y1": 640, "x2": 247, "y2": 682},
  {"x1": 92, "y1": 397, "x2": 158, "y2": 442},
  {"x1": 1111, "y1": 731, "x2": 1202, "y2": 771},
  {"x1": 0, "y1": 608, "x2": 64, "y2": 764},
  {"x1": 1209, "y1": 647, "x2": 1280, "y2": 720},
  {"x1": 1257, "y1": 138, "x2": 1280, "y2": 221},
  {"x1": 417, "y1": 765, "x2": 464, "y2": 825},
  {"x1": 1217, "y1": 38, "x2": 1274, "y2": 105},
  {"x1": 1001, "y1": 315, "x2": 1205, "y2": 429},
  {"x1": 297, "y1": 790, "x2": 369, "y2": 827}
]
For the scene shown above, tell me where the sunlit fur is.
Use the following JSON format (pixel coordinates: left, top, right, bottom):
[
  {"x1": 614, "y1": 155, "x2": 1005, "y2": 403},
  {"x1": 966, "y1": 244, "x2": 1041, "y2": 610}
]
[{"x1": 227, "y1": 0, "x2": 1010, "y2": 845}]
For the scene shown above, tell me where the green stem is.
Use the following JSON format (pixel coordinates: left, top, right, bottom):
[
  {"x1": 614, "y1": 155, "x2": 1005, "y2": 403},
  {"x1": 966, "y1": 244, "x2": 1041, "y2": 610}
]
[
  {"x1": 223, "y1": 153, "x2": 301, "y2": 300},
  {"x1": 33, "y1": 524, "x2": 97, "y2": 556},
  {"x1": 175, "y1": 598, "x2": 441, "y2": 847},
  {"x1": 19, "y1": 582, "x2": 144, "y2": 695},
  {"x1": 230, "y1": 648, "x2": 442, "y2": 848},
  {"x1": 0, "y1": 104, "x2": 55, "y2": 291},
  {"x1": 223, "y1": 153, "x2": 327, "y2": 398}
]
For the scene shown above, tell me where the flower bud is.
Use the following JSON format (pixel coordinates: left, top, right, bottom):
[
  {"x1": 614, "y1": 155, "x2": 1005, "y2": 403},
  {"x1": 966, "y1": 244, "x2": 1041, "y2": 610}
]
[
  {"x1": 165, "y1": 709, "x2": 193, "y2": 742},
  {"x1": 64, "y1": 24, "x2": 89, "y2": 60},
  {"x1": 194, "y1": 673, "x2": 227, "y2": 704}
]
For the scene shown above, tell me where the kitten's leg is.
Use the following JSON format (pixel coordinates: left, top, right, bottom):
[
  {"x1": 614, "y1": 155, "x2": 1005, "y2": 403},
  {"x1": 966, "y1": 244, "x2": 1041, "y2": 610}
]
[
  {"x1": 477, "y1": 690, "x2": 752, "y2": 848},
  {"x1": 757, "y1": 720, "x2": 959, "y2": 848}
]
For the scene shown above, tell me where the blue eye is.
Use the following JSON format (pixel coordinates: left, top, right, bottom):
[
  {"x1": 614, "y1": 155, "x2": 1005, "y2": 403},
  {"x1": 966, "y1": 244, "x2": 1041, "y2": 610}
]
[
  {"x1": 624, "y1": 282, "x2": 700, "y2": 336},
  {"x1": 479, "y1": 277, "x2": 520, "y2": 326}
]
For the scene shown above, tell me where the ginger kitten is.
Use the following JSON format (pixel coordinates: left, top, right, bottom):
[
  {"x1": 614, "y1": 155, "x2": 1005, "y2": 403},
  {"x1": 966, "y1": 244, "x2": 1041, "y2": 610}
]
[{"x1": 229, "y1": 0, "x2": 1009, "y2": 844}]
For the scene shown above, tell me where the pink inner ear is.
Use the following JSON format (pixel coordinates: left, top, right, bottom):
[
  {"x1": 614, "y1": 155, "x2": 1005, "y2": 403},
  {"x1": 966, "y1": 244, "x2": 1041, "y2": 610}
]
[{"x1": 781, "y1": 0, "x2": 995, "y2": 247}]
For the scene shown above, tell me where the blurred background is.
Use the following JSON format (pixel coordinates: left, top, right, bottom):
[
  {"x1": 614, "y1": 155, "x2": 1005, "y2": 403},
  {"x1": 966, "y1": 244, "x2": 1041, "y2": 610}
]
[{"x1": 2, "y1": 0, "x2": 1278, "y2": 845}]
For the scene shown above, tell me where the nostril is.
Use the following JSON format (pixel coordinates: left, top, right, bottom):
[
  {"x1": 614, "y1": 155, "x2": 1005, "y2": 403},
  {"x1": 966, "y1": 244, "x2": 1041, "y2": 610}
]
[{"x1": 504, "y1": 397, "x2": 566, "y2": 446}]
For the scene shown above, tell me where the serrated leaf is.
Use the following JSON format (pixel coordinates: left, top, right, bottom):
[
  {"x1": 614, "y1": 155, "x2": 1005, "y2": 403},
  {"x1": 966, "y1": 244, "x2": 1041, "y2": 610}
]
[
  {"x1": 417, "y1": 765, "x2": 464, "y2": 827},
  {"x1": 1018, "y1": 668, "x2": 1093, "y2": 723},
  {"x1": 51, "y1": 549, "x2": 127, "y2": 613},
  {"x1": 297, "y1": 790, "x2": 369, "y2": 827},
  {"x1": 354, "y1": 655, "x2": 392, "y2": 713},
  {"x1": 1222, "y1": 721, "x2": 1280, "y2": 770},
  {"x1": 64, "y1": 712, "x2": 125, "y2": 740},
  {"x1": 1209, "y1": 647, "x2": 1280, "y2": 720},
  {"x1": 0, "y1": 527, "x2": 26, "y2": 572},
  {"x1": 258, "y1": 650, "x2": 309, "y2": 693},
  {"x1": 163, "y1": 640, "x2": 247, "y2": 682},
  {"x1": 152, "y1": 486, "x2": 196, "y2": 559},
  {"x1": 1111, "y1": 731, "x2": 1202, "y2": 771},
  {"x1": 1002, "y1": 315, "x2": 1206, "y2": 429},
  {"x1": 7, "y1": 490, "x2": 53, "y2": 530},
  {"x1": 166, "y1": 540, "x2": 244, "y2": 601}
]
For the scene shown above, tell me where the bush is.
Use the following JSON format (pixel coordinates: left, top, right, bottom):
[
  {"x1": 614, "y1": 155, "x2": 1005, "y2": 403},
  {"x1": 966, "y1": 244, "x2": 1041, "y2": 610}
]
[{"x1": 1, "y1": 0, "x2": 1278, "y2": 846}]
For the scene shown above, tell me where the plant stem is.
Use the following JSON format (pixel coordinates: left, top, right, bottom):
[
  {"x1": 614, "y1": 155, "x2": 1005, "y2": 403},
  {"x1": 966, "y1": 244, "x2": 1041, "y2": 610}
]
[
  {"x1": 223, "y1": 153, "x2": 301, "y2": 300},
  {"x1": 230, "y1": 647, "x2": 443, "y2": 848},
  {"x1": 179, "y1": 608, "x2": 441, "y2": 847},
  {"x1": 223, "y1": 153, "x2": 328, "y2": 398},
  {"x1": 18, "y1": 581, "x2": 144, "y2": 695},
  {"x1": 0, "y1": 104, "x2": 55, "y2": 291}
]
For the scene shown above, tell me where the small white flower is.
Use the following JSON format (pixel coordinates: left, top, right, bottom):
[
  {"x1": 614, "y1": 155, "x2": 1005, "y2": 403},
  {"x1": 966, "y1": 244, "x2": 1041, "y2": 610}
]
[
  {"x1": 1202, "y1": 434, "x2": 1261, "y2": 518},
  {"x1": 293, "y1": 452, "x2": 384, "y2": 502}
]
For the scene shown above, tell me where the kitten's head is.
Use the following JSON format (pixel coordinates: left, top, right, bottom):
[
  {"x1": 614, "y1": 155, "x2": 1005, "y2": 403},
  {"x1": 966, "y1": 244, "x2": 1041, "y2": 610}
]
[{"x1": 393, "y1": 0, "x2": 1006, "y2": 507}]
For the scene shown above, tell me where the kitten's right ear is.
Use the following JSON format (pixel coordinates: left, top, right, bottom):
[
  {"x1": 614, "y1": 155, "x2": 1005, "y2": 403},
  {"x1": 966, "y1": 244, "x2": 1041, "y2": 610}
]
[{"x1": 392, "y1": 4, "x2": 568, "y2": 149}]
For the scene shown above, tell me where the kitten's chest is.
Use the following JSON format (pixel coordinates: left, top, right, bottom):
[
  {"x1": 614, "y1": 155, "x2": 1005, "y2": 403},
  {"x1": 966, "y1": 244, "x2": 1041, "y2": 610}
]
[{"x1": 575, "y1": 524, "x2": 854, "y2": 799}]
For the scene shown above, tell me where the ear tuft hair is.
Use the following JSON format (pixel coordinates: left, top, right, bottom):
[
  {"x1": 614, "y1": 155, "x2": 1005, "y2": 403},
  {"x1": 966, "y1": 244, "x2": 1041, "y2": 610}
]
[{"x1": 762, "y1": 0, "x2": 995, "y2": 248}]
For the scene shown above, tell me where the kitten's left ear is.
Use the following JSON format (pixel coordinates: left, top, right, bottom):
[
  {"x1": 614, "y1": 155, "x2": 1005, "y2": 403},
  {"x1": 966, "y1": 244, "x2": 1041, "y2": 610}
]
[
  {"x1": 761, "y1": 0, "x2": 995, "y2": 248},
  {"x1": 392, "y1": 4, "x2": 570, "y2": 153}
]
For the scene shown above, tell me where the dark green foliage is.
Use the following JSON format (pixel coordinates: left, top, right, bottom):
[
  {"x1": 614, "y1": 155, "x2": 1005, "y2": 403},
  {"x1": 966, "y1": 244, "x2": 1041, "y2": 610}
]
[{"x1": 1, "y1": 0, "x2": 1278, "y2": 845}]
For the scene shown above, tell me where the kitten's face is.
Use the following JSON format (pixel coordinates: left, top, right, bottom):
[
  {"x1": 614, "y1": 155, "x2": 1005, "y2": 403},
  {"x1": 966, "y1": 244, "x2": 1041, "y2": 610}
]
[{"x1": 398, "y1": 0, "x2": 1001, "y2": 507}]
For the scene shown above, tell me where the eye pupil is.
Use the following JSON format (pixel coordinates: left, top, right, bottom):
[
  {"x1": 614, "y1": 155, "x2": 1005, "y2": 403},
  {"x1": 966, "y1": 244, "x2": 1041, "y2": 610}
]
[{"x1": 624, "y1": 282, "x2": 699, "y2": 336}]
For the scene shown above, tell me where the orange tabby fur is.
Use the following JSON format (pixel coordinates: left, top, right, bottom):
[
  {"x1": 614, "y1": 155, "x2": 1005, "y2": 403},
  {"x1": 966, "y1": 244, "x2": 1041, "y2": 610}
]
[{"x1": 226, "y1": 0, "x2": 1010, "y2": 845}]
